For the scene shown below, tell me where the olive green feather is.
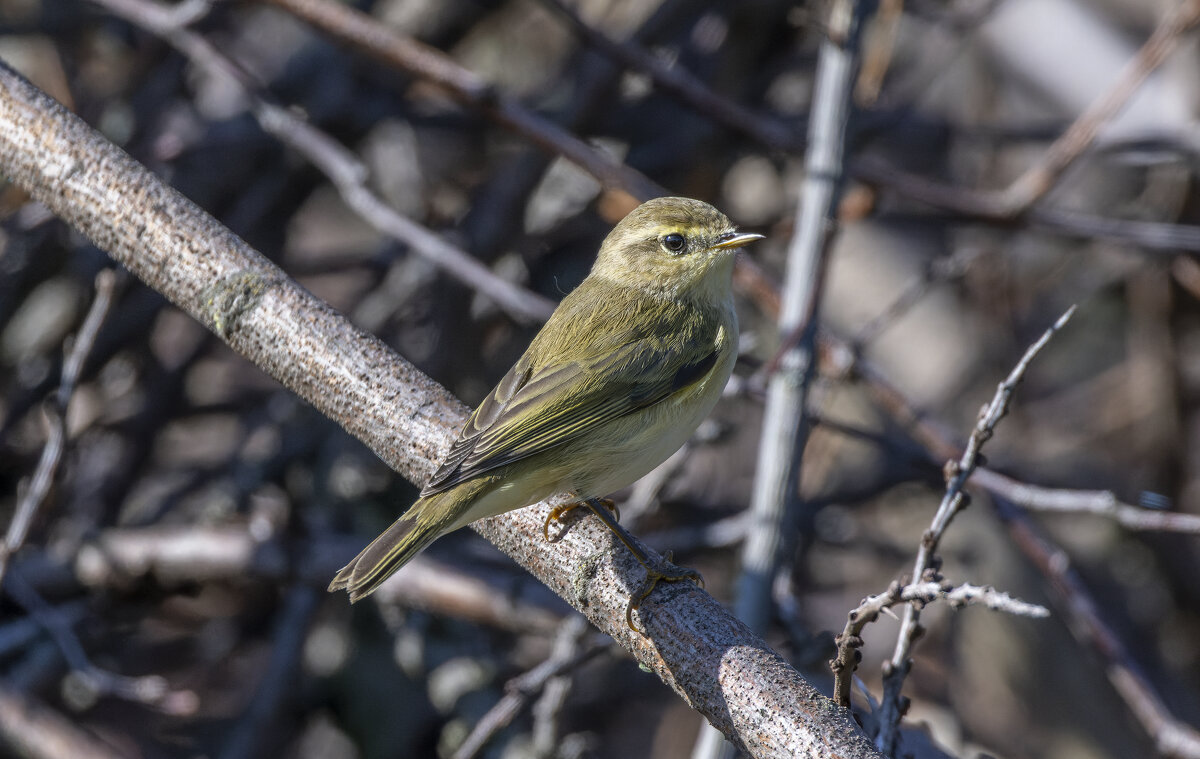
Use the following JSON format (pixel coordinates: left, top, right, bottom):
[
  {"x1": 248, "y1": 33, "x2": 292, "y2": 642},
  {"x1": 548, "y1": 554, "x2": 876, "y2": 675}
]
[{"x1": 423, "y1": 283, "x2": 724, "y2": 496}]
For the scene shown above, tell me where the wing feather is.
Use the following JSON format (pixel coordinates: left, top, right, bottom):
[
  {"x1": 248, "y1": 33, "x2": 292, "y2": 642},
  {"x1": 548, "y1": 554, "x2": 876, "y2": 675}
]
[{"x1": 421, "y1": 295, "x2": 721, "y2": 496}]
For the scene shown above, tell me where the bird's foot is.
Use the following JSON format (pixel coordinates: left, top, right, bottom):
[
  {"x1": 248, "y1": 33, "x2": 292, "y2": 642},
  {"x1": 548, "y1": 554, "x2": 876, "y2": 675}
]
[
  {"x1": 543, "y1": 497, "x2": 620, "y2": 541},
  {"x1": 626, "y1": 551, "x2": 703, "y2": 633}
]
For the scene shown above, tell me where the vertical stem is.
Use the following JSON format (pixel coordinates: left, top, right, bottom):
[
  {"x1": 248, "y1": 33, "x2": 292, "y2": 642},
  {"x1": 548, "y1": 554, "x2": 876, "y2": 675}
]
[
  {"x1": 737, "y1": 0, "x2": 864, "y2": 638},
  {"x1": 692, "y1": 1, "x2": 867, "y2": 756}
]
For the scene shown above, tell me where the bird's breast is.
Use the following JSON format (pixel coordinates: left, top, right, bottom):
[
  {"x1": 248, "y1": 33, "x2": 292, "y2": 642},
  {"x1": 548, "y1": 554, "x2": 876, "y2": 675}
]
[{"x1": 564, "y1": 301, "x2": 737, "y2": 498}]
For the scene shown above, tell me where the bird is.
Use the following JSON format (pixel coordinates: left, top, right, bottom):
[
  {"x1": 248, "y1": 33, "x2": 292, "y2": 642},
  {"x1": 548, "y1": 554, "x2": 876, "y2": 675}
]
[{"x1": 329, "y1": 196, "x2": 763, "y2": 628}]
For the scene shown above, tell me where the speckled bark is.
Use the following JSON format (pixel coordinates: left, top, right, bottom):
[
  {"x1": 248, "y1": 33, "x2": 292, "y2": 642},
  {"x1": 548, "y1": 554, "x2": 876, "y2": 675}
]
[{"x1": 0, "y1": 62, "x2": 881, "y2": 759}]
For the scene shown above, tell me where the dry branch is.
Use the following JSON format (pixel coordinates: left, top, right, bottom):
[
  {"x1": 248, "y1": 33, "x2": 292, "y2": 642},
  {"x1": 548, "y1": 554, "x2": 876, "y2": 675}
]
[
  {"x1": 538, "y1": 0, "x2": 798, "y2": 150},
  {"x1": 874, "y1": 306, "x2": 1076, "y2": 754},
  {"x1": 996, "y1": 501, "x2": 1200, "y2": 758},
  {"x1": 0, "y1": 270, "x2": 117, "y2": 585},
  {"x1": 260, "y1": 0, "x2": 664, "y2": 201},
  {"x1": 91, "y1": 0, "x2": 556, "y2": 325},
  {"x1": 831, "y1": 580, "x2": 1049, "y2": 708},
  {"x1": 816, "y1": 320, "x2": 1200, "y2": 757},
  {"x1": 999, "y1": 0, "x2": 1200, "y2": 214},
  {"x1": 0, "y1": 62, "x2": 880, "y2": 759},
  {"x1": 856, "y1": 0, "x2": 1200, "y2": 223}
]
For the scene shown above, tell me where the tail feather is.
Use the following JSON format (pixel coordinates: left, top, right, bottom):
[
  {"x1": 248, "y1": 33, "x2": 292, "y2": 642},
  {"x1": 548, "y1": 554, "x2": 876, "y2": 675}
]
[{"x1": 329, "y1": 509, "x2": 444, "y2": 602}]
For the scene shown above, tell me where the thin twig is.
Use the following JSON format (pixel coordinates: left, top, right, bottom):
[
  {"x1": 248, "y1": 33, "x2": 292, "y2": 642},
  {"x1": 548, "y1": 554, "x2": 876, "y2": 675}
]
[
  {"x1": 738, "y1": 0, "x2": 864, "y2": 635},
  {"x1": 453, "y1": 615, "x2": 599, "y2": 759},
  {"x1": 854, "y1": 0, "x2": 903, "y2": 106},
  {"x1": 259, "y1": 0, "x2": 664, "y2": 201},
  {"x1": 91, "y1": 0, "x2": 556, "y2": 324},
  {"x1": 999, "y1": 0, "x2": 1200, "y2": 214},
  {"x1": 4, "y1": 572, "x2": 197, "y2": 714},
  {"x1": 994, "y1": 498, "x2": 1200, "y2": 759},
  {"x1": 530, "y1": 630, "x2": 589, "y2": 756},
  {"x1": 970, "y1": 469, "x2": 1200, "y2": 534},
  {"x1": 851, "y1": 247, "x2": 981, "y2": 347},
  {"x1": 65, "y1": 524, "x2": 568, "y2": 631},
  {"x1": 874, "y1": 305, "x2": 1076, "y2": 754},
  {"x1": 813, "y1": 298, "x2": 1200, "y2": 755},
  {"x1": 857, "y1": 0, "x2": 1200, "y2": 222},
  {"x1": 832, "y1": 580, "x2": 1049, "y2": 708},
  {"x1": 252, "y1": 102, "x2": 556, "y2": 323},
  {"x1": 851, "y1": 155, "x2": 1200, "y2": 251},
  {"x1": 817, "y1": 327, "x2": 1200, "y2": 537},
  {"x1": 0, "y1": 601, "x2": 86, "y2": 658},
  {"x1": 726, "y1": 0, "x2": 865, "y2": 693},
  {"x1": 537, "y1": 0, "x2": 798, "y2": 150},
  {"x1": 0, "y1": 269, "x2": 118, "y2": 586}
]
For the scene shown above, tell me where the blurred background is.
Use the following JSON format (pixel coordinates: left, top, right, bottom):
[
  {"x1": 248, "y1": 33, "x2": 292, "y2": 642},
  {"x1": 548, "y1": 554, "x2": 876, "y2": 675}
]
[{"x1": 1, "y1": 0, "x2": 1200, "y2": 757}]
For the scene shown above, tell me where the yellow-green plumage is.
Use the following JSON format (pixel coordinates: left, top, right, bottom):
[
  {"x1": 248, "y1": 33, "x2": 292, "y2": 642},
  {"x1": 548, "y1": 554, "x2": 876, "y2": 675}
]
[{"x1": 330, "y1": 197, "x2": 763, "y2": 602}]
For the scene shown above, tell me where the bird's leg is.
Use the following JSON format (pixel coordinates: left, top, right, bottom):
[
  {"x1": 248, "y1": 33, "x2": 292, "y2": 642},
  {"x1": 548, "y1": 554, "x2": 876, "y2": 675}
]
[
  {"x1": 581, "y1": 498, "x2": 703, "y2": 633},
  {"x1": 543, "y1": 496, "x2": 619, "y2": 540}
]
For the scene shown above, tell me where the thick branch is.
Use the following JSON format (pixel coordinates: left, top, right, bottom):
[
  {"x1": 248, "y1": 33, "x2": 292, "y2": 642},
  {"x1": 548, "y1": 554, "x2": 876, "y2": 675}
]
[{"x1": 0, "y1": 62, "x2": 880, "y2": 759}]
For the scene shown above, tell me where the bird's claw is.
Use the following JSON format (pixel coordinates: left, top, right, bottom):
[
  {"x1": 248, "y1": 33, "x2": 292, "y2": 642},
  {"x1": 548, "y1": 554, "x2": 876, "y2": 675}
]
[
  {"x1": 542, "y1": 498, "x2": 620, "y2": 541},
  {"x1": 625, "y1": 552, "x2": 704, "y2": 633}
]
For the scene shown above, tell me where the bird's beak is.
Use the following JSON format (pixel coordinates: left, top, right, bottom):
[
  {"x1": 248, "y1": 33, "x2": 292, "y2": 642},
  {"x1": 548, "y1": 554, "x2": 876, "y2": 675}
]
[{"x1": 713, "y1": 231, "x2": 766, "y2": 250}]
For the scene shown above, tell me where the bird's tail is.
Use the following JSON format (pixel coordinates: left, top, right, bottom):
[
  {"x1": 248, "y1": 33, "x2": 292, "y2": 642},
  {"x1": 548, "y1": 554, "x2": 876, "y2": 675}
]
[{"x1": 329, "y1": 494, "x2": 451, "y2": 603}]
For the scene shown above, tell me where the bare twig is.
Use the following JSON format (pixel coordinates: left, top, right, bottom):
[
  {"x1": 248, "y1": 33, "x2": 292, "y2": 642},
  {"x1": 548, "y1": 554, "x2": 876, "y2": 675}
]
[
  {"x1": 999, "y1": 0, "x2": 1200, "y2": 214},
  {"x1": 91, "y1": 0, "x2": 556, "y2": 324},
  {"x1": 259, "y1": 0, "x2": 664, "y2": 201},
  {"x1": 453, "y1": 615, "x2": 600, "y2": 759},
  {"x1": 994, "y1": 499, "x2": 1200, "y2": 759},
  {"x1": 0, "y1": 61, "x2": 881, "y2": 758},
  {"x1": 851, "y1": 248, "x2": 980, "y2": 347},
  {"x1": 852, "y1": 156, "x2": 1200, "y2": 251},
  {"x1": 970, "y1": 469, "x2": 1200, "y2": 534},
  {"x1": 856, "y1": 0, "x2": 1200, "y2": 222},
  {"x1": 817, "y1": 328, "x2": 1200, "y2": 537},
  {"x1": 537, "y1": 0, "x2": 798, "y2": 151},
  {"x1": 0, "y1": 269, "x2": 118, "y2": 586},
  {"x1": 530, "y1": 628, "x2": 589, "y2": 756},
  {"x1": 4, "y1": 572, "x2": 197, "y2": 714},
  {"x1": 832, "y1": 580, "x2": 1049, "y2": 708},
  {"x1": 0, "y1": 601, "x2": 86, "y2": 659},
  {"x1": 252, "y1": 102, "x2": 556, "y2": 323},
  {"x1": 812, "y1": 288, "x2": 1200, "y2": 756},
  {"x1": 875, "y1": 305, "x2": 1076, "y2": 755},
  {"x1": 1171, "y1": 255, "x2": 1200, "y2": 300},
  {"x1": 68, "y1": 524, "x2": 566, "y2": 631},
  {"x1": 369, "y1": 555, "x2": 567, "y2": 633},
  {"x1": 854, "y1": 0, "x2": 903, "y2": 106}
]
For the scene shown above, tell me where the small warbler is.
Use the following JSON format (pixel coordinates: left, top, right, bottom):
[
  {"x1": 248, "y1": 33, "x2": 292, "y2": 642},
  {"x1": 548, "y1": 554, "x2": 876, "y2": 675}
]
[{"x1": 330, "y1": 197, "x2": 763, "y2": 625}]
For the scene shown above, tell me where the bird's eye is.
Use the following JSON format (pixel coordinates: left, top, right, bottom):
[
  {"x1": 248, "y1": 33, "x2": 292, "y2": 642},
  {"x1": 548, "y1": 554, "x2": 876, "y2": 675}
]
[{"x1": 661, "y1": 233, "x2": 686, "y2": 253}]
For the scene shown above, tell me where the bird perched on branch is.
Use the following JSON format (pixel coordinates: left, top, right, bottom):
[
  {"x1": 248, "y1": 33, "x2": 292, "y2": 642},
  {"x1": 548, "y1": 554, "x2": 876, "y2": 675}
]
[{"x1": 330, "y1": 196, "x2": 763, "y2": 629}]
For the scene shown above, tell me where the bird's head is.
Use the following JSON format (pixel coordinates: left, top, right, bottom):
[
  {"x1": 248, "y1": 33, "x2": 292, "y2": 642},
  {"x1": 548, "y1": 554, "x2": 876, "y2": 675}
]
[{"x1": 591, "y1": 197, "x2": 763, "y2": 302}]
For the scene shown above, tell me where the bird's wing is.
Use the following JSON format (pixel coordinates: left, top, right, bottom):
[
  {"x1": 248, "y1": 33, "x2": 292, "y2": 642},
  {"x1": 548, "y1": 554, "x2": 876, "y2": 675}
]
[{"x1": 421, "y1": 334, "x2": 718, "y2": 496}]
